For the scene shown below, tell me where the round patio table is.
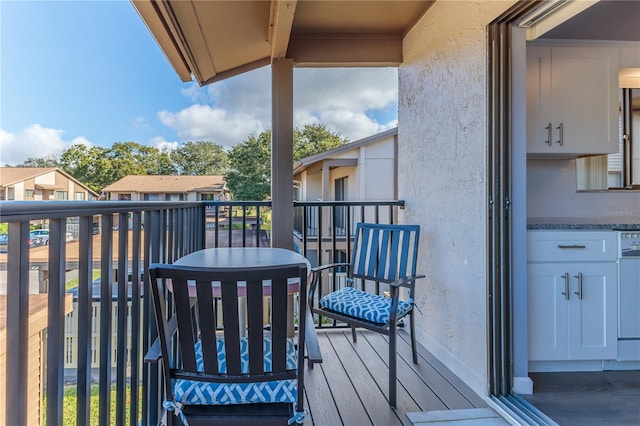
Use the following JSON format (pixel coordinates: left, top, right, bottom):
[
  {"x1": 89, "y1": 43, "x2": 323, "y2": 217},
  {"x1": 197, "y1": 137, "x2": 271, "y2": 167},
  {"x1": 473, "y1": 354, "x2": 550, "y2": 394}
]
[
  {"x1": 171, "y1": 247, "x2": 310, "y2": 296},
  {"x1": 171, "y1": 247, "x2": 310, "y2": 336}
]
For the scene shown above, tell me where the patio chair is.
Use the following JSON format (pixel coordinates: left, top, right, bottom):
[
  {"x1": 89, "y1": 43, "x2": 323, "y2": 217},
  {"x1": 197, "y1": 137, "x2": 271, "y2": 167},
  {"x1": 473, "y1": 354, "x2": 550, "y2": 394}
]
[
  {"x1": 309, "y1": 222, "x2": 424, "y2": 407},
  {"x1": 146, "y1": 262, "x2": 315, "y2": 425}
]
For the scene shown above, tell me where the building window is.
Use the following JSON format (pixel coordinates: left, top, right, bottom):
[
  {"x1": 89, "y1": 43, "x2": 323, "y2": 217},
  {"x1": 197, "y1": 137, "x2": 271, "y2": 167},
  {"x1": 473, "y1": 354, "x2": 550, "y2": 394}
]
[
  {"x1": 200, "y1": 193, "x2": 216, "y2": 201},
  {"x1": 56, "y1": 191, "x2": 68, "y2": 200},
  {"x1": 144, "y1": 193, "x2": 163, "y2": 201},
  {"x1": 609, "y1": 87, "x2": 640, "y2": 188},
  {"x1": 75, "y1": 192, "x2": 85, "y2": 200},
  {"x1": 166, "y1": 193, "x2": 183, "y2": 201},
  {"x1": 118, "y1": 194, "x2": 131, "y2": 201},
  {"x1": 25, "y1": 189, "x2": 34, "y2": 199},
  {"x1": 334, "y1": 177, "x2": 348, "y2": 230}
]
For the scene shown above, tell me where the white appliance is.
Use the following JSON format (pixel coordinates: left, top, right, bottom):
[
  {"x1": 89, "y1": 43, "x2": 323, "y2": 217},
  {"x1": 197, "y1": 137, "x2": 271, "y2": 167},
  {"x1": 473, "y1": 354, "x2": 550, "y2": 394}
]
[{"x1": 617, "y1": 231, "x2": 640, "y2": 361}]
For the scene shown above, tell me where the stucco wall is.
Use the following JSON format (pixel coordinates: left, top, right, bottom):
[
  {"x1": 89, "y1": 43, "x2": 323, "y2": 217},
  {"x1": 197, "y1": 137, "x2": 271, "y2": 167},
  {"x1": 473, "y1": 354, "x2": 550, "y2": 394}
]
[{"x1": 399, "y1": 1, "x2": 514, "y2": 396}]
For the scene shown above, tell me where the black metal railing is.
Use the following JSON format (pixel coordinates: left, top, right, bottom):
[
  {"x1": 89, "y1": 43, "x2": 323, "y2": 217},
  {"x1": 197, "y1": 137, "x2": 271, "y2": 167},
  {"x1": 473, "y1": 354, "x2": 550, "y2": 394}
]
[{"x1": 0, "y1": 199, "x2": 403, "y2": 426}]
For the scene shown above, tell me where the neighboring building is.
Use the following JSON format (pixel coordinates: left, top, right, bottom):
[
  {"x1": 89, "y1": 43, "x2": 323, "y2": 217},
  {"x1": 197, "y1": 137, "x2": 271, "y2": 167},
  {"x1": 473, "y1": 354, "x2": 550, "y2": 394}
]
[
  {"x1": 293, "y1": 127, "x2": 398, "y2": 204},
  {"x1": 102, "y1": 175, "x2": 227, "y2": 201},
  {"x1": 0, "y1": 167, "x2": 99, "y2": 201},
  {"x1": 293, "y1": 128, "x2": 398, "y2": 269}
]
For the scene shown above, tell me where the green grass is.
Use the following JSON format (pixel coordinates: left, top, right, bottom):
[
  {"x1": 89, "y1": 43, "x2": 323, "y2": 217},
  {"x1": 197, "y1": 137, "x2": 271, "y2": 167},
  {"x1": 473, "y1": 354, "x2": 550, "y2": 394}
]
[
  {"x1": 65, "y1": 270, "x2": 101, "y2": 291},
  {"x1": 44, "y1": 384, "x2": 142, "y2": 425}
]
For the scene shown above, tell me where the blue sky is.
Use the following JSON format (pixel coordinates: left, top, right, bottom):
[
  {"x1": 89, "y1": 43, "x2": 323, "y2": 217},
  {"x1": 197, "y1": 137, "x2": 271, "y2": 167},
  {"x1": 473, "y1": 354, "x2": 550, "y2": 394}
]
[{"x1": 0, "y1": 1, "x2": 398, "y2": 166}]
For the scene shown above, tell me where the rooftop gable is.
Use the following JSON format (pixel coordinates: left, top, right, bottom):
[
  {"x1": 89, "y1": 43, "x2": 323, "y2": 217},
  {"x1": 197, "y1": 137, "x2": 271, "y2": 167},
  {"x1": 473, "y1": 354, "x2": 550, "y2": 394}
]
[{"x1": 294, "y1": 127, "x2": 397, "y2": 174}]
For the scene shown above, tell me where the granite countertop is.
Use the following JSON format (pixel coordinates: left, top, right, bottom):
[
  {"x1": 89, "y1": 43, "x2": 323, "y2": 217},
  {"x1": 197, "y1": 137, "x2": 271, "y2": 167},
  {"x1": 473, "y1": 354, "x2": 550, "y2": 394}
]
[{"x1": 527, "y1": 217, "x2": 640, "y2": 231}]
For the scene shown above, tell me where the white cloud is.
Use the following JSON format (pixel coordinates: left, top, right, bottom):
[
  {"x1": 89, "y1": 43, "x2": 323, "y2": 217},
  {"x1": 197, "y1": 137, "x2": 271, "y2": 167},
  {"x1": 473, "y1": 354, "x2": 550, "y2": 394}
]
[
  {"x1": 150, "y1": 136, "x2": 179, "y2": 152},
  {"x1": 0, "y1": 124, "x2": 92, "y2": 166},
  {"x1": 159, "y1": 67, "x2": 397, "y2": 147},
  {"x1": 158, "y1": 104, "x2": 266, "y2": 148}
]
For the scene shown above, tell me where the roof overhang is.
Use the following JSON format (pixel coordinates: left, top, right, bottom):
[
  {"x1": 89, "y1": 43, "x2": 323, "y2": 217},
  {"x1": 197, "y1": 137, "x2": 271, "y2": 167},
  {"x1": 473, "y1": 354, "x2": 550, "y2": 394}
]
[
  {"x1": 131, "y1": 0, "x2": 435, "y2": 86},
  {"x1": 34, "y1": 184, "x2": 63, "y2": 190}
]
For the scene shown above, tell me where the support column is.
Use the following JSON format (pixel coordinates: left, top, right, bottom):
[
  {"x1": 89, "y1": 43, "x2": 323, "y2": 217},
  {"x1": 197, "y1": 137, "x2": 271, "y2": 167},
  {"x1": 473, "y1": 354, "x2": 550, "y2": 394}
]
[{"x1": 271, "y1": 58, "x2": 294, "y2": 250}]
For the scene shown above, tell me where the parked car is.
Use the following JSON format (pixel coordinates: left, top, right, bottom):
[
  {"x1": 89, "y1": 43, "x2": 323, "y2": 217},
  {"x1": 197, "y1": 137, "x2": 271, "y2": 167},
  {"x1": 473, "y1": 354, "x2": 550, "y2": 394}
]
[
  {"x1": 30, "y1": 229, "x2": 50, "y2": 245},
  {"x1": 29, "y1": 232, "x2": 45, "y2": 248},
  {"x1": 30, "y1": 229, "x2": 75, "y2": 244},
  {"x1": 0, "y1": 234, "x2": 7, "y2": 245}
]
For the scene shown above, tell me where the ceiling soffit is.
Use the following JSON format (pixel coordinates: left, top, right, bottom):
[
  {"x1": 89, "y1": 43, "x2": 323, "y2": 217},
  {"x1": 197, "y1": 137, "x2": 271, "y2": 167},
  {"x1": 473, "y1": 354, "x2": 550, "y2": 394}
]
[{"x1": 132, "y1": 0, "x2": 434, "y2": 86}]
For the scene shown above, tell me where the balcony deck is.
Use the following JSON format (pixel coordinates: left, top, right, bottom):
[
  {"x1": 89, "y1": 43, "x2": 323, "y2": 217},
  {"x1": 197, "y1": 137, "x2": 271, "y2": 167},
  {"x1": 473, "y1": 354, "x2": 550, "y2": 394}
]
[{"x1": 305, "y1": 328, "x2": 486, "y2": 425}]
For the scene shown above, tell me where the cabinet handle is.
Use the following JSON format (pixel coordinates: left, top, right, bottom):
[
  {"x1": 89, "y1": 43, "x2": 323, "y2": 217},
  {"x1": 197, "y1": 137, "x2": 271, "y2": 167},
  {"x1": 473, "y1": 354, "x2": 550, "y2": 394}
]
[
  {"x1": 545, "y1": 123, "x2": 552, "y2": 146},
  {"x1": 561, "y1": 272, "x2": 570, "y2": 300},
  {"x1": 573, "y1": 272, "x2": 583, "y2": 300},
  {"x1": 556, "y1": 122, "x2": 564, "y2": 146},
  {"x1": 557, "y1": 244, "x2": 586, "y2": 249}
]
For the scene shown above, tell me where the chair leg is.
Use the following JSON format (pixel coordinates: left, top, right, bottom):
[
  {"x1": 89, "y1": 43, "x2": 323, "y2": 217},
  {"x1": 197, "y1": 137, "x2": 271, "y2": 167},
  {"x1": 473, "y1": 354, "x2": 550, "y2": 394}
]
[
  {"x1": 351, "y1": 325, "x2": 357, "y2": 342},
  {"x1": 410, "y1": 310, "x2": 418, "y2": 364},
  {"x1": 389, "y1": 322, "x2": 397, "y2": 408}
]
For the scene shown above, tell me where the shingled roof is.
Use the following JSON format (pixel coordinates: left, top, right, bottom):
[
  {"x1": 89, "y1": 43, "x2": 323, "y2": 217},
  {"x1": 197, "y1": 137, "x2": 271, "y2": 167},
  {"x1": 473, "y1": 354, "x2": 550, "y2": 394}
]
[{"x1": 101, "y1": 175, "x2": 226, "y2": 193}]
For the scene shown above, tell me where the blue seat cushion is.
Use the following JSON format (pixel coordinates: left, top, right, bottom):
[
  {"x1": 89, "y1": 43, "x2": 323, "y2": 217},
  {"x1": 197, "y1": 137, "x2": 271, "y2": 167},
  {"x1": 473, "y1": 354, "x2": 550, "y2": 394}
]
[
  {"x1": 174, "y1": 337, "x2": 297, "y2": 405},
  {"x1": 320, "y1": 287, "x2": 413, "y2": 324}
]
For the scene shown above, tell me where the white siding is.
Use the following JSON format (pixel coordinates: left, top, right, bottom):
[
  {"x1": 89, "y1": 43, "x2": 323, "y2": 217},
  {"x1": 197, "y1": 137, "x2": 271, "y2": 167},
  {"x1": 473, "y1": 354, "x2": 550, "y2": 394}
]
[{"x1": 399, "y1": 1, "x2": 514, "y2": 397}]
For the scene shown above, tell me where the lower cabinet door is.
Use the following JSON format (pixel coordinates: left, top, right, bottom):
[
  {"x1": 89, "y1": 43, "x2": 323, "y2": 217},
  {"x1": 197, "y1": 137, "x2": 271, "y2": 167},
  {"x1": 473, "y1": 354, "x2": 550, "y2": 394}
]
[
  {"x1": 528, "y1": 262, "x2": 617, "y2": 361},
  {"x1": 568, "y1": 262, "x2": 617, "y2": 360},
  {"x1": 528, "y1": 263, "x2": 571, "y2": 361}
]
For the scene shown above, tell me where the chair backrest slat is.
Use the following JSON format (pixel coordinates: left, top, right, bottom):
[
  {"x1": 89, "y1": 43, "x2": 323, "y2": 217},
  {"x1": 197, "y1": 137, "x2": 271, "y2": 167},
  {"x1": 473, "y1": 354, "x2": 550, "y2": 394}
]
[
  {"x1": 246, "y1": 279, "x2": 264, "y2": 375},
  {"x1": 271, "y1": 276, "x2": 288, "y2": 373},
  {"x1": 351, "y1": 223, "x2": 420, "y2": 284},
  {"x1": 221, "y1": 280, "x2": 242, "y2": 375},
  {"x1": 172, "y1": 277, "x2": 198, "y2": 372},
  {"x1": 195, "y1": 279, "x2": 218, "y2": 374}
]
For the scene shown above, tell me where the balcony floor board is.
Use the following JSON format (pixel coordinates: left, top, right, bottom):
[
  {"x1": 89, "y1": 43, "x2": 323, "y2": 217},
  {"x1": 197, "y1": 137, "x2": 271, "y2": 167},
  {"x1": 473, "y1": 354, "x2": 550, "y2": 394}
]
[{"x1": 306, "y1": 329, "x2": 486, "y2": 426}]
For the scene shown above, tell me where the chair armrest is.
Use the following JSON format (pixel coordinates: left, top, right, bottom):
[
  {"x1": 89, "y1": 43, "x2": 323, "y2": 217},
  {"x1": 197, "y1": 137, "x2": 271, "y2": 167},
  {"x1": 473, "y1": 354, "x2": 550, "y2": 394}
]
[
  {"x1": 310, "y1": 262, "x2": 350, "y2": 274},
  {"x1": 309, "y1": 263, "x2": 351, "y2": 300},
  {"x1": 143, "y1": 315, "x2": 178, "y2": 363},
  {"x1": 389, "y1": 274, "x2": 426, "y2": 289},
  {"x1": 304, "y1": 308, "x2": 322, "y2": 366},
  {"x1": 144, "y1": 338, "x2": 162, "y2": 363}
]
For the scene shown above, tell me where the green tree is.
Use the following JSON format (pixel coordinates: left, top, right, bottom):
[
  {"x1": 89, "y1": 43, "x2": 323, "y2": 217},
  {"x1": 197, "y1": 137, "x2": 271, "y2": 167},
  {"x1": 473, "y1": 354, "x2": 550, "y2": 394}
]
[
  {"x1": 17, "y1": 155, "x2": 61, "y2": 168},
  {"x1": 293, "y1": 123, "x2": 348, "y2": 161},
  {"x1": 226, "y1": 124, "x2": 347, "y2": 200},
  {"x1": 103, "y1": 142, "x2": 176, "y2": 184},
  {"x1": 171, "y1": 141, "x2": 229, "y2": 175},
  {"x1": 225, "y1": 131, "x2": 272, "y2": 200},
  {"x1": 60, "y1": 142, "x2": 176, "y2": 191},
  {"x1": 60, "y1": 144, "x2": 110, "y2": 192}
]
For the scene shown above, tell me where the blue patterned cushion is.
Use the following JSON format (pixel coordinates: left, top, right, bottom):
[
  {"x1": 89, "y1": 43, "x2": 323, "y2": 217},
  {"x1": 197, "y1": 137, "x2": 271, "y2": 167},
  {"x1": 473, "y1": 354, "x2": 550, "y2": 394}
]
[
  {"x1": 174, "y1": 337, "x2": 298, "y2": 405},
  {"x1": 320, "y1": 287, "x2": 412, "y2": 324}
]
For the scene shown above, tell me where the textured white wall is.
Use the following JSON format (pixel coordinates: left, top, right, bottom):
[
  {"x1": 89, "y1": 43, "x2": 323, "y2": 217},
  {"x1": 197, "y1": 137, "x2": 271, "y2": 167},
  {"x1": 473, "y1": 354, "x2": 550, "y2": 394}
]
[{"x1": 399, "y1": 1, "x2": 514, "y2": 396}]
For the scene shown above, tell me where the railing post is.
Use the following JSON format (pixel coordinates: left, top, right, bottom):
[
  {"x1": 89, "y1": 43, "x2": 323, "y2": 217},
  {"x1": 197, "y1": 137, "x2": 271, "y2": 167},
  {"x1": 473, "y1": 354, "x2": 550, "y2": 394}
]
[
  {"x1": 5, "y1": 222, "x2": 30, "y2": 426},
  {"x1": 130, "y1": 211, "x2": 142, "y2": 426},
  {"x1": 115, "y1": 212, "x2": 129, "y2": 426},
  {"x1": 99, "y1": 213, "x2": 114, "y2": 426},
  {"x1": 46, "y1": 219, "x2": 66, "y2": 426},
  {"x1": 76, "y1": 216, "x2": 93, "y2": 425}
]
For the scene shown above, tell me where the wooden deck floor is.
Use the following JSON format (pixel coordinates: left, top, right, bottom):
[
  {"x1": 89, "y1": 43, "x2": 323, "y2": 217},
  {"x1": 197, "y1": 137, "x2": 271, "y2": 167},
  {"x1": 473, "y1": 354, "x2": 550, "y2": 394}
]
[
  {"x1": 522, "y1": 371, "x2": 640, "y2": 426},
  {"x1": 303, "y1": 328, "x2": 486, "y2": 426}
]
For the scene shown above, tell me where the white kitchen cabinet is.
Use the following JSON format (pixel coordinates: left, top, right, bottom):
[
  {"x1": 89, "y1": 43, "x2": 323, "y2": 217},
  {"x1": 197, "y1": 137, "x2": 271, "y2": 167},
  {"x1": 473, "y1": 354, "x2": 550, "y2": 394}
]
[
  {"x1": 526, "y1": 45, "x2": 619, "y2": 157},
  {"x1": 528, "y1": 262, "x2": 617, "y2": 361},
  {"x1": 527, "y1": 231, "x2": 618, "y2": 363}
]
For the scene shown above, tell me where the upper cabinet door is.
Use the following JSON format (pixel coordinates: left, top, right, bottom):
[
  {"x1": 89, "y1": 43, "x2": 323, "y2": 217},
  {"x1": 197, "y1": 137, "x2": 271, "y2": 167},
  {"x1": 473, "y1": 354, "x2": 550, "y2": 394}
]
[
  {"x1": 527, "y1": 46, "x2": 553, "y2": 153},
  {"x1": 527, "y1": 45, "x2": 619, "y2": 157}
]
